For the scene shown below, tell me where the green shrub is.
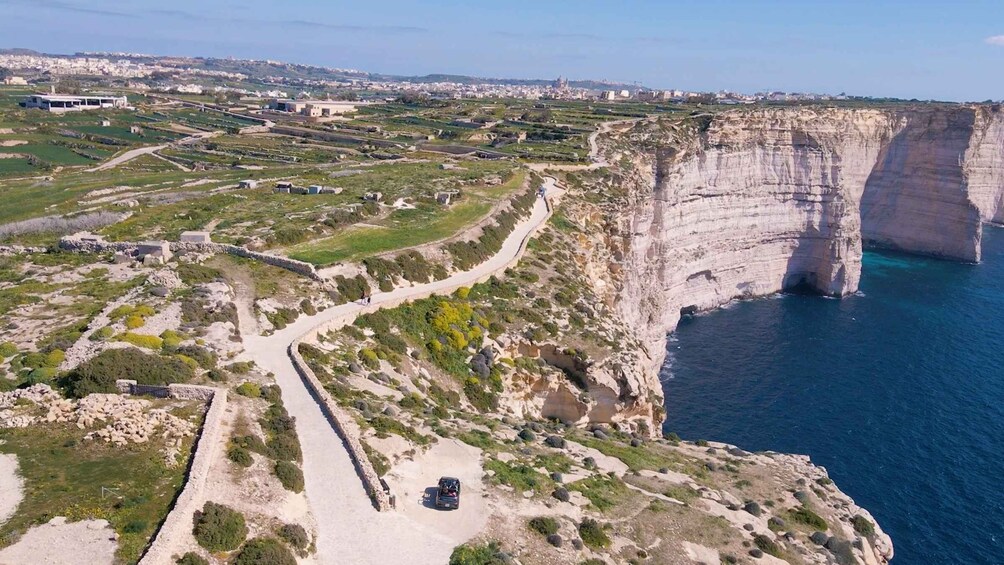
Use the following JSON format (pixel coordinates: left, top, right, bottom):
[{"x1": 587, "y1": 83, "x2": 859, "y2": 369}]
[
  {"x1": 753, "y1": 534, "x2": 782, "y2": 557},
  {"x1": 299, "y1": 299, "x2": 317, "y2": 316},
  {"x1": 260, "y1": 384, "x2": 282, "y2": 403},
  {"x1": 227, "y1": 446, "x2": 253, "y2": 467},
  {"x1": 88, "y1": 326, "x2": 114, "y2": 342},
  {"x1": 176, "y1": 345, "x2": 217, "y2": 369},
  {"x1": 124, "y1": 315, "x2": 145, "y2": 329},
  {"x1": 267, "y1": 432, "x2": 302, "y2": 462},
  {"x1": 484, "y1": 459, "x2": 551, "y2": 493},
  {"x1": 788, "y1": 506, "x2": 828, "y2": 530},
  {"x1": 193, "y1": 501, "x2": 247, "y2": 552},
  {"x1": 64, "y1": 348, "x2": 194, "y2": 397},
  {"x1": 334, "y1": 275, "x2": 370, "y2": 303},
  {"x1": 527, "y1": 516, "x2": 559, "y2": 536},
  {"x1": 160, "y1": 329, "x2": 184, "y2": 349},
  {"x1": 236, "y1": 382, "x2": 262, "y2": 398},
  {"x1": 176, "y1": 262, "x2": 223, "y2": 285},
  {"x1": 274, "y1": 461, "x2": 304, "y2": 493},
  {"x1": 232, "y1": 434, "x2": 268, "y2": 454},
  {"x1": 277, "y1": 523, "x2": 309, "y2": 550},
  {"x1": 0, "y1": 342, "x2": 17, "y2": 358},
  {"x1": 175, "y1": 552, "x2": 209, "y2": 565},
  {"x1": 578, "y1": 518, "x2": 610, "y2": 549},
  {"x1": 108, "y1": 305, "x2": 135, "y2": 319},
  {"x1": 226, "y1": 361, "x2": 254, "y2": 374},
  {"x1": 449, "y1": 540, "x2": 508, "y2": 565},
  {"x1": 135, "y1": 304, "x2": 156, "y2": 317},
  {"x1": 852, "y1": 515, "x2": 875, "y2": 536},
  {"x1": 233, "y1": 537, "x2": 296, "y2": 565},
  {"x1": 115, "y1": 332, "x2": 164, "y2": 350},
  {"x1": 358, "y1": 348, "x2": 380, "y2": 370}
]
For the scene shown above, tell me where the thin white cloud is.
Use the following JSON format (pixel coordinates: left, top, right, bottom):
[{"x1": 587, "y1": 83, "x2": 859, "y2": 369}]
[{"x1": 985, "y1": 35, "x2": 1004, "y2": 46}]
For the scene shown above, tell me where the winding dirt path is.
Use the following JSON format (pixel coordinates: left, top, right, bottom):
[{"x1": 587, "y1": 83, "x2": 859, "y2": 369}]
[
  {"x1": 86, "y1": 131, "x2": 218, "y2": 172},
  {"x1": 240, "y1": 177, "x2": 561, "y2": 564}
]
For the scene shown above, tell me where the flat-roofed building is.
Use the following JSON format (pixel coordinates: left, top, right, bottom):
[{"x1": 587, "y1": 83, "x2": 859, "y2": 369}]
[
  {"x1": 19, "y1": 93, "x2": 128, "y2": 112},
  {"x1": 268, "y1": 99, "x2": 361, "y2": 117}
]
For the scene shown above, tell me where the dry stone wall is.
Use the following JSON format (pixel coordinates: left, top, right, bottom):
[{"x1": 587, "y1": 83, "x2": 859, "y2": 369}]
[{"x1": 58, "y1": 236, "x2": 320, "y2": 279}]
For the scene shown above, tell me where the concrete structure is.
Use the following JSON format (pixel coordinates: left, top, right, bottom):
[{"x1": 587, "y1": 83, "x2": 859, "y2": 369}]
[
  {"x1": 436, "y1": 190, "x2": 460, "y2": 205},
  {"x1": 129, "y1": 125, "x2": 142, "y2": 134},
  {"x1": 136, "y1": 241, "x2": 172, "y2": 264},
  {"x1": 19, "y1": 93, "x2": 127, "y2": 112},
  {"x1": 100, "y1": 119, "x2": 111, "y2": 127},
  {"x1": 269, "y1": 99, "x2": 361, "y2": 117},
  {"x1": 2, "y1": 76, "x2": 28, "y2": 86},
  {"x1": 238, "y1": 179, "x2": 258, "y2": 189},
  {"x1": 179, "y1": 231, "x2": 211, "y2": 244}
]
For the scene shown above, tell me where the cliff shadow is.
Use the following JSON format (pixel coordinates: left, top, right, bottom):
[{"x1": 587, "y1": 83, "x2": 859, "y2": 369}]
[{"x1": 860, "y1": 108, "x2": 983, "y2": 262}]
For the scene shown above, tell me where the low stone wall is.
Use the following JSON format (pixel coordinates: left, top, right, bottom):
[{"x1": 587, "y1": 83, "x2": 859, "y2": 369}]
[
  {"x1": 287, "y1": 339, "x2": 392, "y2": 511},
  {"x1": 58, "y1": 236, "x2": 320, "y2": 280},
  {"x1": 111, "y1": 381, "x2": 228, "y2": 565},
  {"x1": 0, "y1": 245, "x2": 48, "y2": 255}
]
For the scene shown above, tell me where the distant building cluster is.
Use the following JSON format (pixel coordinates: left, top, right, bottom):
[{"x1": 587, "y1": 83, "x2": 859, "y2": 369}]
[
  {"x1": 0, "y1": 52, "x2": 856, "y2": 106},
  {"x1": 0, "y1": 54, "x2": 246, "y2": 79}
]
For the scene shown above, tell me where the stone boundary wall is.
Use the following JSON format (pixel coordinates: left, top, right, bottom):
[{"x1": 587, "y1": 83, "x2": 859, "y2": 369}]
[
  {"x1": 58, "y1": 236, "x2": 320, "y2": 280},
  {"x1": 287, "y1": 340, "x2": 392, "y2": 511},
  {"x1": 113, "y1": 380, "x2": 228, "y2": 565},
  {"x1": 282, "y1": 190, "x2": 555, "y2": 513},
  {"x1": 0, "y1": 245, "x2": 48, "y2": 255}
]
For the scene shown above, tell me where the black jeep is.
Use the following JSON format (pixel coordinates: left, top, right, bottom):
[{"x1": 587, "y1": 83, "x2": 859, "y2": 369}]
[{"x1": 435, "y1": 476, "x2": 461, "y2": 510}]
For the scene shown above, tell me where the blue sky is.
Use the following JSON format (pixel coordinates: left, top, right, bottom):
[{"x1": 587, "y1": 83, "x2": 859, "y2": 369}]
[{"x1": 1, "y1": 0, "x2": 1003, "y2": 101}]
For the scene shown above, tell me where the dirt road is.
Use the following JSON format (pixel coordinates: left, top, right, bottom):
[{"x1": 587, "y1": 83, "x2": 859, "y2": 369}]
[{"x1": 86, "y1": 131, "x2": 218, "y2": 172}]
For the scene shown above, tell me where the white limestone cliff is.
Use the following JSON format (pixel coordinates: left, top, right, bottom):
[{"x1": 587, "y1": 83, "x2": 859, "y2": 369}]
[{"x1": 587, "y1": 106, "x2": 1004, "y2": 364}]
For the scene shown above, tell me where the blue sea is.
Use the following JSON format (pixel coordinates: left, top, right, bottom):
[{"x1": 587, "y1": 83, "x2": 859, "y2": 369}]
[{"x1": 662, "y1": 227, "x2": 1004, "y2": 565}]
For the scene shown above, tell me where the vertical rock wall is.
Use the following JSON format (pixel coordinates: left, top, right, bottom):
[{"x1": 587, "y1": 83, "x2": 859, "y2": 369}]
[
  {"x1": 582, "y1": 105, "x2": 1004, "y2": 417},
  {"x1": 861, "y1": 108, "x2": 983, "y2": 261}
]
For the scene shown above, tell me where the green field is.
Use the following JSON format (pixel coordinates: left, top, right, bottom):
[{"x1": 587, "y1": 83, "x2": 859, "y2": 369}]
[
  {"x1": 0, "y1": 144, "x2": 94, "y2": 166},
  {"x1": 0, "y1": 402, "x2": 201, "y2": 564},
  {"x1": 288, "y1": 199, "x2": 492, "y2": 265},
  {"x1": 0, "y1": 158, "x2": 35, "y2": 176}
]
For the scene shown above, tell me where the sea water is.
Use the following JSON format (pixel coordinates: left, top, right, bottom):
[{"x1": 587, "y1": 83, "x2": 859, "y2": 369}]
[{"x1": 662, "y1": 227, "x2": 1004, "y2": 565}]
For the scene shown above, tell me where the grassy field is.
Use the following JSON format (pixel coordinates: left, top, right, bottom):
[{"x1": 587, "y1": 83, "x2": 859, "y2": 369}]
[
  {"x1": 0, "y1": 143, "x2": 95, "y2": 165},
  {"x1": 286, "y1": 168, "x2": 526, "y2": 265},
  {"x1": 0, "y1": 158, "x2": 35, "y2": 175},
  {"x1": 0, "y1": 401, "x2": 202, "y2": 564},
  {"x1": 288, "y1": 199, "x2": 492, "y2": 265}
]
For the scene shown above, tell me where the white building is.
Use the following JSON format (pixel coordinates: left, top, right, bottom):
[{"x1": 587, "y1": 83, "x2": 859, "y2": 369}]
[
  {"x1": 2, "y1": 76, "x2": 28, "y2": 86},
  {"x1": 19, "y1": 93, "x2": 128, "y2": 112}
]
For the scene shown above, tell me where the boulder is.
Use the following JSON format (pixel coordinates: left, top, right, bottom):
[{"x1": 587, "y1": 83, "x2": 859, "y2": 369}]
[{"x1": 544, "y1": 435, "x2": 566, "y2": 449}]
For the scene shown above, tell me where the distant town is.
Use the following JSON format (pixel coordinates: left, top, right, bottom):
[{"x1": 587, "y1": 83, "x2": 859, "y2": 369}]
[{"x1": 0, "y1": 49, "x2": 859, "y2": 105}]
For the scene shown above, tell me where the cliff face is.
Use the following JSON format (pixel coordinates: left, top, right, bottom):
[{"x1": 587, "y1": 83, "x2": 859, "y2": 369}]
[{"x1": 593, "y1": 105, "x2": 1004, "y2": 355}]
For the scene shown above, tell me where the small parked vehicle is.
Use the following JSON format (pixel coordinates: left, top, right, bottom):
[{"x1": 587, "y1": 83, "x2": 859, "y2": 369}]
[{"x1": 435, "y1": 476, "x2": 461, "y2": 510}]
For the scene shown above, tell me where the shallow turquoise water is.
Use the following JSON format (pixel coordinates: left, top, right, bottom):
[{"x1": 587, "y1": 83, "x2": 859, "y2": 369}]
[{"x1": 662, "y1": 227, "x2": 1004, "y2": 565}]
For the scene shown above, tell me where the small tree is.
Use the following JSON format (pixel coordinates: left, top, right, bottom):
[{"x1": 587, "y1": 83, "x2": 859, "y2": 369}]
[
  {"x1": 233, "y1": 537, "x2": 296, "y2": 565},
  {"x1": 193, "y1": 501, "x2": 247, "y2": 552}
]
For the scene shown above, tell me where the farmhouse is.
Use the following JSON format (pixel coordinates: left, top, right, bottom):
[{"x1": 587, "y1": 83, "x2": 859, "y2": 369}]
[{"x1": 19, "y1": 94, "x2": 128, "y2": 112}]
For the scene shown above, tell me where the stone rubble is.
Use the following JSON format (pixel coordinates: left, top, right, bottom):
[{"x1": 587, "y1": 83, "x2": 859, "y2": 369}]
[{"x1": 0, "y1": 385, "x2": 195, "y2": 465}]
